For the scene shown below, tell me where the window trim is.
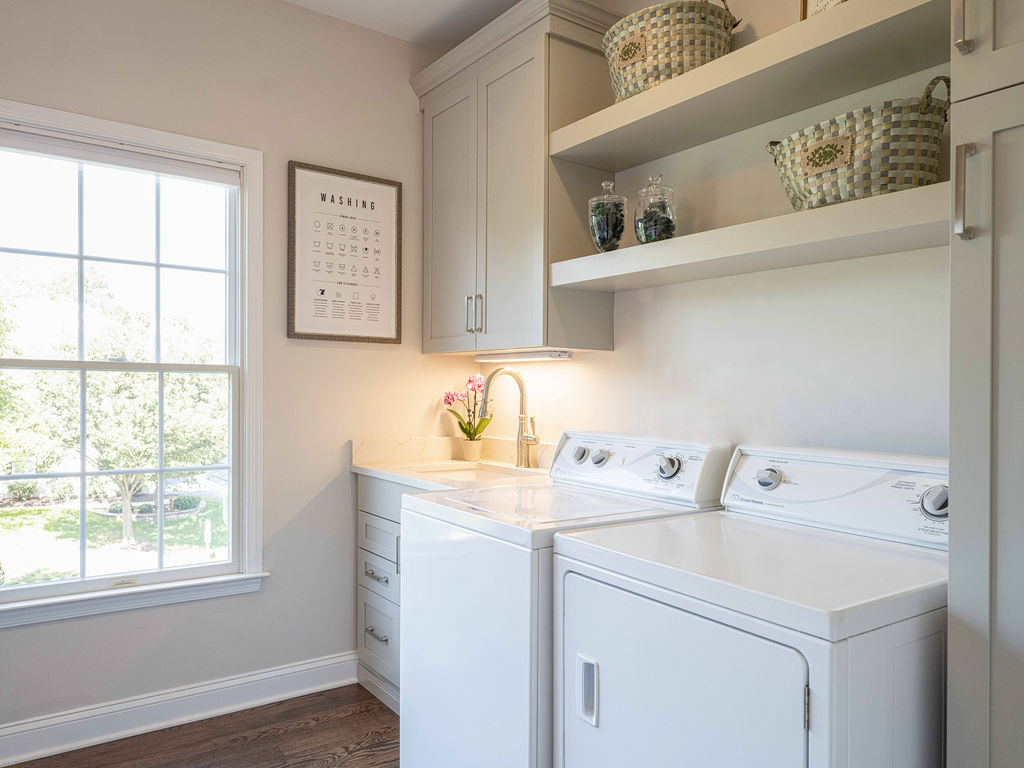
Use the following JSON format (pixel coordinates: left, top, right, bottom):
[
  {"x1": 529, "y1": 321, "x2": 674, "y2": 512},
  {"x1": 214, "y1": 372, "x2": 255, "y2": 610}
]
[{"x1": 0, "y1": 99, "x2": 265, "y2": 627}]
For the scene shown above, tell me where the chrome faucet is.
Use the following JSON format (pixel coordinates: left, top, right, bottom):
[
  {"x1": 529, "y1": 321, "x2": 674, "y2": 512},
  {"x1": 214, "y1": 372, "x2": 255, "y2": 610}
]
[{"x1": 478, "y1": 367, "x2": 540, "y2": 468}]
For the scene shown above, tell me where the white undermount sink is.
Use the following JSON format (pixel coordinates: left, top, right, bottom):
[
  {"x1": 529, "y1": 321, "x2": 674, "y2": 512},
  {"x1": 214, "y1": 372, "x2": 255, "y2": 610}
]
[{"x1": 410, "y1": 462, "x2": 542, "y2": 482}]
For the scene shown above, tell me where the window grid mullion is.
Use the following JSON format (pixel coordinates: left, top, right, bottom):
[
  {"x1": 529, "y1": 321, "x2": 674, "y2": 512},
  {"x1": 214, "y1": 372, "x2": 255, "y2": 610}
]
[
  {"x1": 79, "y1": 369, "x2": 86, "y2": 581},
  {"x1": 77, "y1": 163, "x2": 86, "y2": 581},
  {"x1": 155, "y1": 176, "x2": 162, "y2": 364},
  {"x1": 0, "y1": 245, "x2": 228, "y2": 276},
  {"x1": 157, "y1": 372, "x2": 165, "y2": 570}
]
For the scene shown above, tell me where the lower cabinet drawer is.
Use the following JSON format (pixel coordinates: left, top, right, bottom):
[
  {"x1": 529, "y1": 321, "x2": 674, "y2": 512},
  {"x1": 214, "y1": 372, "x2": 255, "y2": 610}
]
[
  {"x1": 358, "y1": 510, "x2": 400, "y2": 563},
  {"x1": 358, "y1": 548, "x2": 400, "y2": 603},
  {"x1": 357, "y1": 586, "x2": 399, "y2": 685}
]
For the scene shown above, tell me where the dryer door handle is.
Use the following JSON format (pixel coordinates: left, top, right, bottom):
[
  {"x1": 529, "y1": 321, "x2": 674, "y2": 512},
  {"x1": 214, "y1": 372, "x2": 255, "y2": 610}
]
[{"x1": 575, "y1": 653, "x2": 599, "y2": 727}]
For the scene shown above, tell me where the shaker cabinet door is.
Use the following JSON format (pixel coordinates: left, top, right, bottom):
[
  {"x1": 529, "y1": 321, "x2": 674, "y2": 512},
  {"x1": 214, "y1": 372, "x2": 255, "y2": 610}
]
[
  {"x1": 475, "y1": 40, "x2": 547, "y2": 351},
  {"x1": 953, "y1": 0, "x2": 1024, "y2": 100},
  {"x1": 948, "y1": 83, "x2": 1024, "y2": 768},
  {"x1": 423, "y1": 80, "x2": 479, "y2": 353}
]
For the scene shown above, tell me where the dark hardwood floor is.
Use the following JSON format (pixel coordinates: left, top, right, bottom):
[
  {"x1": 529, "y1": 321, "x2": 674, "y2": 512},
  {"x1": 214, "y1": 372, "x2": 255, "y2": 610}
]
[{"x1": 14, "y1": 685, "x2": 399, "y2": 768}]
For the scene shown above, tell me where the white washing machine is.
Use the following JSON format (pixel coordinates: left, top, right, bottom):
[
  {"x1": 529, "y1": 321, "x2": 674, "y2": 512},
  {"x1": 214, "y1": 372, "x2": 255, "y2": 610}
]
[
  {"x1": 400, "y1": 432, "x2": 733, "y2": 768},
  {"x1": 554, "y1": 445, "x2": 950, "y2": 768}
]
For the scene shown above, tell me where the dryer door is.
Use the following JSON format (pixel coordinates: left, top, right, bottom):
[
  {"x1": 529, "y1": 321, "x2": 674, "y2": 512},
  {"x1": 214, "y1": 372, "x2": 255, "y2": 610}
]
[{"x1": 562, "y1": 573, "x2": 809, "y2": 767}]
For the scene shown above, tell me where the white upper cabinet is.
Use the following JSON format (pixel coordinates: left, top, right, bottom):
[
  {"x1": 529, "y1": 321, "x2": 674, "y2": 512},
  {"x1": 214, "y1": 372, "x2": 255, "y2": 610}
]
[
  {"x1": 414, "y1": 1, "x2": 618, "y2": 355},
  {"x1": 953, "y1": 0, "x2": 1024, "y2": 99},
  {"x1": 475, "y1": 40, "x2": 546, "y2": 350},
  {"x1": 424, "y1": 81, "x2": 479, "y2": 352}
]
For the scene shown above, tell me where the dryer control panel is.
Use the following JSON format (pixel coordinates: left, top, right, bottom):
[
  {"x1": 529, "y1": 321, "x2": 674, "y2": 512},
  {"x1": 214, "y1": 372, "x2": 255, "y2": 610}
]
[
  {"x1": 550, "y1": 432, "x2": 732, "y2": 509},
  {"x1": 722, "y1": 446, "x2": 949, "y2": 550}
]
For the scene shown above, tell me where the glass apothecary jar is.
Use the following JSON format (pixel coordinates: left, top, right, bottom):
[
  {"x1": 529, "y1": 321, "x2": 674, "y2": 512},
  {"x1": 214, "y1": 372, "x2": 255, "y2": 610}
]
[
  {"x1": 588, "y1": 180, "x2": 626, "y2": 252},
  {"x1": 634, "y1": 175, "x2": 676, "y2": 244}
]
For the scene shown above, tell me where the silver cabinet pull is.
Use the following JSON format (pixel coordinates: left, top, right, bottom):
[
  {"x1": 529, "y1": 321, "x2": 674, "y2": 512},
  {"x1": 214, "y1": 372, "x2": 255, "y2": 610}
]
[
  {"x1": 955, "y1": 143, "x2": 977, "y2": 240},
  {"x1": 364, "y1": 567, "x2": 389, "y2": 585},
  {"x1": 474, "y1": 293, "x2": 484, "y2": 333},
  {"x1": 465, "y1": 295, "x2": 475, "y2": 333},
  {"x1": 953, "y1": 0, "x2": 973, "y2": 54},
  {"x1": 365, "y1": 625, "x2": 389, "y2": 643}
]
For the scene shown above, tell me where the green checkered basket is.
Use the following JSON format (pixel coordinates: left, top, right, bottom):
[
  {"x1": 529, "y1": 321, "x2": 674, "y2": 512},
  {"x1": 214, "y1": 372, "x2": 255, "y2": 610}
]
[
  {"x1": 766, "y1": 76, "x2": 951, "y2": 211},
  {"x1": 602, "y1": 0, "x2": 740, "y2": 102}
]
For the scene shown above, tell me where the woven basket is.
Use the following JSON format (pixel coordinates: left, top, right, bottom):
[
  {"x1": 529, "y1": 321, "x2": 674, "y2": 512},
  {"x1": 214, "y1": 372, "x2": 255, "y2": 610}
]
[
  {"x1": 602, "y1": 0, "x2": 740, "y2": 102},
  {"x1": 766, "y1": 76, "x2": 951, "y2": 211},
  {"x1": 806, "y1": 0, "x2": 846, "y2": 17}
]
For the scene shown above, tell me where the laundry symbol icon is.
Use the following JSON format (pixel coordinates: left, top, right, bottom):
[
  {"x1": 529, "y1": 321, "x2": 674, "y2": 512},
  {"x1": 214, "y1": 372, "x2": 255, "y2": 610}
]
[
  {"x1": 314, "y1": 220, "x2": 321, "y2": 228},
  {"x1": 327, "y1": 222, "x2": 333, "y2": 230},
  {"x1": 370, "y1": 293, "x2": 377, "y2": 300},
  {"x1": 362, "y1": 246, "x2": 369, "y2": 255},
  {"x1": 350, "y1": 265, "x2": 357, "y2": 272},
  {"x1": 362, "y1": 228, "x2": 369, "y2": 235},
  {"x1": 373, "y1": 248, "x2": 381, "y2": 256},
  {"x1": 373, "y1": 267, "x2": 380, "y2": 277},
  {"x1": 362, "y1": 266, "x2": 370, "y2": 274},
  {"x1": 353, "y1": 291, "x2": 360, "y2": 300},
  {"x1": 350, "y1": 225, "x2": 357, "y2": 233},
  {"x1": 374, "y1": 229, "x2": 381, "y2": 238},
  {"x1": 313, "y1": 241, "x2": 321, "y2": 248},
  {"x1": 327, "y1": 243, "x2": 334, "y2": 250},
  {"x1": 313, "y1": 261, "x2": 321, "y2": 267},
  {"x1": 317, "y1": 289, "x2": 326, "y2": 297},
  {"x1": 350, "y1": 245, "x2": 358, "y2": 253},
  {"x1": 326, "y1": 262, "x2": 333, "y2": 269}
]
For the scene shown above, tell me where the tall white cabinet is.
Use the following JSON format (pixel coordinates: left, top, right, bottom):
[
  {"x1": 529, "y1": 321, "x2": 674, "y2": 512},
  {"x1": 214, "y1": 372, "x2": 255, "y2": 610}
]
[
  {"x1": 948, "y1": 1, "x2": 1024, "y2": 763},
  {"x1": 414, "y1": 1, "x2": 618, "y2": 354}
]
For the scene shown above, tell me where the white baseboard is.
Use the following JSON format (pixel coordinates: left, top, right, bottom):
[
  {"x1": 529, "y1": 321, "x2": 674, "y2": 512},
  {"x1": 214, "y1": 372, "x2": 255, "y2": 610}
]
[
  {"x1": 356, "y1": 662, "x2": 399, "y2": 715},
  {"x1": 0, "y1": 650, "x2": 359, "y2": 767}
]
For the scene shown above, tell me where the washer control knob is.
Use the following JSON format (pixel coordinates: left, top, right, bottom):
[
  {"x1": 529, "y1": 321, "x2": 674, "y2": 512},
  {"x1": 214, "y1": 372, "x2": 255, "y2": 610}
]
[
  {"x1": 591, "y1": 449, "x2": 611, "y2": 468},
  {"x1": 920, "y1": 485, "x2": 949, "y2": 520},
  {"x1": 572, "y1": 445, "x2": 590, "y2": 465},
  {"x1": 657, "y1": 454, "x2": 682, "y2": 480},
  {"x1": 756, "y1": 467, "x2": 783, "y2": 491}
]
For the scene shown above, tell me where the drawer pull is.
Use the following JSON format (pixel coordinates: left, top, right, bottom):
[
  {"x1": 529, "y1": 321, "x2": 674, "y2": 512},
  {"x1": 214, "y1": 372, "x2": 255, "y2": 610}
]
[
  {"x1": 364, "y1": 567, "x2": 390, "y2": 585},
  {"x1": 365, "y1": 625, "x2": 390, "y2": 644}
]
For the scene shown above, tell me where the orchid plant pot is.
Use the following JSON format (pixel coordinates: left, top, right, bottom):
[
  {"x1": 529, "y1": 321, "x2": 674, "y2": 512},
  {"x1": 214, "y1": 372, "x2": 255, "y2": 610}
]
[{"x1": 460, "y1": 439, "x2": 483, "y2": 462}]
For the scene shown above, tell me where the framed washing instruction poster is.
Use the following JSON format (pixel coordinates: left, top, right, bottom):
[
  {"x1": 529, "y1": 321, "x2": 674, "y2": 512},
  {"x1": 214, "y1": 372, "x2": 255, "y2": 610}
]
[{"x1": 288, "y1": 161, "x2": 402, "y2": 342}]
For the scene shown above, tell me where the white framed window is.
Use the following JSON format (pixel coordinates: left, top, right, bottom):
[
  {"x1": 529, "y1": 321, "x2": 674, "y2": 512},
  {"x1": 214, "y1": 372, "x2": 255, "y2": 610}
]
[{"x1": 0, "y1": 100, "x2": 264, "y2": 627}]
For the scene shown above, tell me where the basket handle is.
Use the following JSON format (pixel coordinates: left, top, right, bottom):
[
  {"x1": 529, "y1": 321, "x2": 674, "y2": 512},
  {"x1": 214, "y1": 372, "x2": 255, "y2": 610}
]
[
  {"x1": 700, "y1": 0, "x2": 742, "y2": 29},
  {"x1": 920, "y1": 76, "x2": 952, "y2": 121}
]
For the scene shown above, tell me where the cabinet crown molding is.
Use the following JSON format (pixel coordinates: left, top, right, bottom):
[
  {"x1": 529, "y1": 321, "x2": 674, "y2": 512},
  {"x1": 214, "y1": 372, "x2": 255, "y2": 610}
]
[{"x1": 411, "y1": 0, "x2": 620, "y2": 98}]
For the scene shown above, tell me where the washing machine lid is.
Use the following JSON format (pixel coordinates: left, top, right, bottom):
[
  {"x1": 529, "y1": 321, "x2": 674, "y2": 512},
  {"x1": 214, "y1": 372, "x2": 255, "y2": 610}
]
[
  {"x1": 555, "y1": 510, "x2": 948, "y2": 641},
  {"x1": 403, "y1": 483, "x2": 699, "y2": 548}
]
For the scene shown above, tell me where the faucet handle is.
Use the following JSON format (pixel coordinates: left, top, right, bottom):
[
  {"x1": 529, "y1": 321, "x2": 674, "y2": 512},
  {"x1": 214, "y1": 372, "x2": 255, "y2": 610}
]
[{"x1": 522, "y1": 416, "x2": 540, "y2": 446}]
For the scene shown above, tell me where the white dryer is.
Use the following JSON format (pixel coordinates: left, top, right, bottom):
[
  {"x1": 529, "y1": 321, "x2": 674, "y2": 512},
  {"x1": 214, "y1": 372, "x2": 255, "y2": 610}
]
[
  {"x1": 553, "y1": 445, "x2": 950, "y2": 768},
  {"x1": 400, "y1": 432, "x2": 732, "y2": 768}
]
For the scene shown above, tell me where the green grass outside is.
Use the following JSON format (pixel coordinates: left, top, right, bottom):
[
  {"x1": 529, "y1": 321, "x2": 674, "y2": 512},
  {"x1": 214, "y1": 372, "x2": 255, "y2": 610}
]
[{"x1": 0, "y1": 500, "x2": 229, "y2": 585}]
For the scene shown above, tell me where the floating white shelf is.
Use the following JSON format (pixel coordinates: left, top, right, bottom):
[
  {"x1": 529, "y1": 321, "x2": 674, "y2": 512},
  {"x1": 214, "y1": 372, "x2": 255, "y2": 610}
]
[
  {"x1": 550, "y1": 183, "x2": 950, "y2": 292},
  {"x1": 549, "y1": 0, "x2": 950, "y2": 171}
]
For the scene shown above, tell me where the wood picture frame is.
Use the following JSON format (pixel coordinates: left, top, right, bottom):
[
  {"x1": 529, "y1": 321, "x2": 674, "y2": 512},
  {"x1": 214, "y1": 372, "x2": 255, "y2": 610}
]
[
  {"x1": 287, "y1": 160, "x2": 402, "y2": 343},
  {"x1": 800, "y1": 0, "x2": 808, "y2": 19}
]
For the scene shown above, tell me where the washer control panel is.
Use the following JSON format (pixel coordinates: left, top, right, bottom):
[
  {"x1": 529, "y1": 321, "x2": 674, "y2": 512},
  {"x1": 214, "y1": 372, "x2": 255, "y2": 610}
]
[
  {"x1": 723, "y1": 446, "x2": 950, "y2": 550},
  {"x1": 550, "y1": 432, "x2": 732, "y2": 509}
]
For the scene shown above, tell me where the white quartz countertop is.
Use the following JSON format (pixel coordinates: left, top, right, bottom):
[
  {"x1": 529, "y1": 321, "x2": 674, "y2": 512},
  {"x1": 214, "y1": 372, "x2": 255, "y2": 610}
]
[{"x1": 351, "y1": 459, "x2": 548, "y2": 492}]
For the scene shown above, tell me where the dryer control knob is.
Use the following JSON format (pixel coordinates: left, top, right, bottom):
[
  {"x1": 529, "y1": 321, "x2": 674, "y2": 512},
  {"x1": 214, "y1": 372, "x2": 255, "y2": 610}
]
[
  {"x1": 591, "y1": 449, "x2": 611, "y2": 467},
  {"x1": 657, "y1": 454, "x2": 682, "y2": 480},
  {"x1": 920, "y1": 485, "x2": 949, "y2": 520},
  {"x1": 572, "y1": 445, "x2": 590, "y2": 465},
  {"x1": 756, "y1": 467, "x2": 783, "y2": 491}
]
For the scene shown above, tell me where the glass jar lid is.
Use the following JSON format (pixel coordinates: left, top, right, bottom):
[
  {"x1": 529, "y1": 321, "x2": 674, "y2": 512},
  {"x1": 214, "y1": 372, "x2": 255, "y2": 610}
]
[
  {"x1": 590, "y1": 180, "x2": 625, "y2": 204},
  {"x1": 638, "y1": 174, "x2": 673, "y2": 200}
]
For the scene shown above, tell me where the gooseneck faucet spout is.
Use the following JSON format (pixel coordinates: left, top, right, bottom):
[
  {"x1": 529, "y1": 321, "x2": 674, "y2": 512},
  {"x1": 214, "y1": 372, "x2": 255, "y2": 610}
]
[{"x1": 479, "y1": 367, "x2": 539, "y2": 468}]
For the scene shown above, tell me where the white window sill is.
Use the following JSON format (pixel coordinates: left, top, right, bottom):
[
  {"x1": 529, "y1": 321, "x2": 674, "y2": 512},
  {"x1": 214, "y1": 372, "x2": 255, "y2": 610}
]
[{"x1": 0, "y1": 572, "x2": 270, "y2": 629}]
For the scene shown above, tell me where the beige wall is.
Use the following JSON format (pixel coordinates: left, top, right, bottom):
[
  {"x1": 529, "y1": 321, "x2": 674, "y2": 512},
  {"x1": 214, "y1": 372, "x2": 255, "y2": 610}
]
[{"x1": 0, "y1": 0, "x2": 471, "y2": 724}]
